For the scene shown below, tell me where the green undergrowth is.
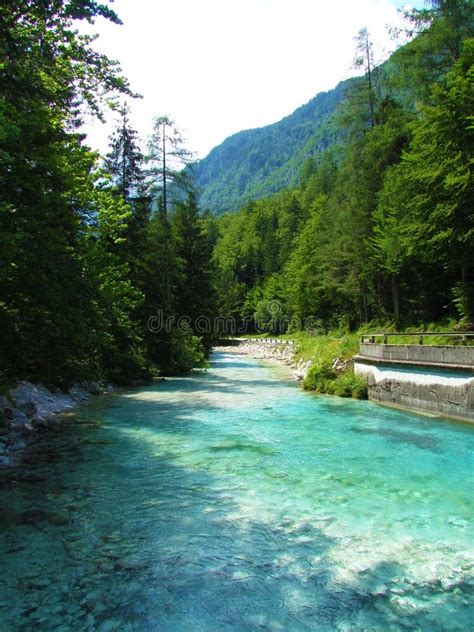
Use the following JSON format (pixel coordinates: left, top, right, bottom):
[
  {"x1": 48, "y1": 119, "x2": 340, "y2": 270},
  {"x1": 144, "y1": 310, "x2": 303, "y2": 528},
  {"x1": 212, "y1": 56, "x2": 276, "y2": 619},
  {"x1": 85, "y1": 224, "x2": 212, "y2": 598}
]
[
  {"x1": 291, "y1": 330, "x2": 366, "y2": 399},
  {"x1": 303, "y1": 361, "x2": 368, "y2": 399}
]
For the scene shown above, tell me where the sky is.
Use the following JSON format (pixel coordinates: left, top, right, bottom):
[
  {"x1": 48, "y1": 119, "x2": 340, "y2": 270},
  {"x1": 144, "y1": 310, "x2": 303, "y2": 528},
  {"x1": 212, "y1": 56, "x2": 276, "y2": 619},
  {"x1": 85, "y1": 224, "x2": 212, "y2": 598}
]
[{"x1": 81, "y1": 0, "x2": 426, "y2": 160}]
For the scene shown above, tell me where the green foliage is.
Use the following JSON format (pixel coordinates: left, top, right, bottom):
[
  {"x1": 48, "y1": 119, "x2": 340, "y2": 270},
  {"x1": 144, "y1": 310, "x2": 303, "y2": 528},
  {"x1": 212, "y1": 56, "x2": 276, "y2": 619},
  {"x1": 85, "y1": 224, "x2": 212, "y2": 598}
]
[
  {"x1": 303, "y1": 361, "x2": 337, "y2": 393},
  {"x1": 0, "y1": 2, "x2": 215, "y2": 387},
  {"x1": 389, "y1": 0, "x2": 474, "y2": 102},
  {"x1": 302, "y1": 359, "x2": 367, "y2": 399},
  {"x1": 331, "y1": 372, "x2": 368, "y2": 399},
  {"x1": 169, "y1": 325, "x2": 209, "y2": 375},
  {"x1": 452, "y1": 282, "x2": 474, "y2": 324},
  {"x1": 212, "y1": 9, "x2": 474, "y2": 334}
]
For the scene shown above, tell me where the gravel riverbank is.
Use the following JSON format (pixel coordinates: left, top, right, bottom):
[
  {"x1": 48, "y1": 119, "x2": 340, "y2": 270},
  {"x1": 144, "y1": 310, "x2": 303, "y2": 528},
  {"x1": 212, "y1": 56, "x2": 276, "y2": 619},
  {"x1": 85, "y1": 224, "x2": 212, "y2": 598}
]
[
  {"x1": 0, "y1": 381, "x2": 115, "y2": 469},
  {"x1": 214, "y1": 339, "x2": 312, "y2": 382}
]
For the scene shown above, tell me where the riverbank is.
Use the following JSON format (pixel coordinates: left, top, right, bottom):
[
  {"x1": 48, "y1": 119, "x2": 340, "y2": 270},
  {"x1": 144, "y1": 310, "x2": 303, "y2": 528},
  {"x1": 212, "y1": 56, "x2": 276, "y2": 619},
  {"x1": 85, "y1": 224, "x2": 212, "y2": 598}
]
[
  {"x1": 214, "y1": 339, "x2": 312, "y2": 381},
  {"x1": 215, "y1": 335, "x2": 368, "y2": 398},
  {"x1": 0, "y1": 381, "x2": 116, "y2": 469}
]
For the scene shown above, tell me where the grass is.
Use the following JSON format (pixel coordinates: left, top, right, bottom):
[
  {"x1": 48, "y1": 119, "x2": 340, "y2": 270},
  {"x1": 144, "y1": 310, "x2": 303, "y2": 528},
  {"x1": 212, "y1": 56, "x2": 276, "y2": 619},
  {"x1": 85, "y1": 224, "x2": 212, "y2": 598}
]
[
  {"x1": 290, "y1": 330, "x2": 360, "y2": 363},
  {"x1": 289, "y1": 331, "x2": 365, "y2": 398},
  {"x1": 358, "y1": 318, "x2": 473, "y2": 346}
]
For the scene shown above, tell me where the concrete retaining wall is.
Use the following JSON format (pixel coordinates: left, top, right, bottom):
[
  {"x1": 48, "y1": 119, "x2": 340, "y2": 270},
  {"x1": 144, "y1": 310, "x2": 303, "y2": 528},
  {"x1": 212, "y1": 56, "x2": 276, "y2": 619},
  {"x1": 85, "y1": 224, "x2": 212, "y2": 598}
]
[
  {"x1": 358, "y1": 343, "x2": 474, "y2": 368},
  {"x1": 355, "y1": 344, "x2": 474, "y2": 422}
]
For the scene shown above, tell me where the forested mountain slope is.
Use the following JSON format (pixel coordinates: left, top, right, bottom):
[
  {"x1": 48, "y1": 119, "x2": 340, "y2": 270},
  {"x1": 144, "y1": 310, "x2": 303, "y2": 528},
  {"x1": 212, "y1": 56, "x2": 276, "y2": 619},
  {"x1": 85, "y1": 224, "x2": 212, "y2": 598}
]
[
  {"x1": 193, "y1": 78, "x2": 355, "y2": 214},
  {"x1": 210, "y1": 2, "x2": 474, "y2": 331}
]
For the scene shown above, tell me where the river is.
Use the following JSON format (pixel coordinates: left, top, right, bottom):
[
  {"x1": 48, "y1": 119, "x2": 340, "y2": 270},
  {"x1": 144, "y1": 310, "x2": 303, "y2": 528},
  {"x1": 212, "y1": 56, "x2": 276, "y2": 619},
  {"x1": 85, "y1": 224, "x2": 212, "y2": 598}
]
[{"x1": 0, "y1": 352, "x2": 473, "y2": 631}]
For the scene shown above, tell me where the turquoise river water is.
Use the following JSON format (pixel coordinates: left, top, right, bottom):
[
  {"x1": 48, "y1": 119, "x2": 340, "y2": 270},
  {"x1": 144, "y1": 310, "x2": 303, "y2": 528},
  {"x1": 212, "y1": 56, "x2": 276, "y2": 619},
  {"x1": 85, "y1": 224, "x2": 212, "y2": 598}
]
[{"x1": 0, "y1": 352, "x2": 473, "y2": 631}]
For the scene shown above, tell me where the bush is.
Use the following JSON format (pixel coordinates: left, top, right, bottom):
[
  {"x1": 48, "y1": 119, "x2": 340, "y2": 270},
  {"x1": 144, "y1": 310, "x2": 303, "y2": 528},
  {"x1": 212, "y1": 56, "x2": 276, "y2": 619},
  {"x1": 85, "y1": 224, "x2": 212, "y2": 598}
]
[
  {"x1": 303, "y1": 361, "x2": 368, "y2": 399},
  {"x1": 303, "y1": 361, "x2": 336, "y2": 392},
  {"x1": 332, "y1": 372, "x2": 368, "y2": 399}
]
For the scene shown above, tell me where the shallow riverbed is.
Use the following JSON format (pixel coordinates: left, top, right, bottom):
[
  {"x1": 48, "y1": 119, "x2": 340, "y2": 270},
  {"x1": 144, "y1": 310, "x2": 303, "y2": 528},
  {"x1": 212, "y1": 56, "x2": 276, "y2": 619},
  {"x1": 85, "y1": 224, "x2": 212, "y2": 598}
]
[{"x1": 0, "y1": 352, "x2": 473, "y2": 631}]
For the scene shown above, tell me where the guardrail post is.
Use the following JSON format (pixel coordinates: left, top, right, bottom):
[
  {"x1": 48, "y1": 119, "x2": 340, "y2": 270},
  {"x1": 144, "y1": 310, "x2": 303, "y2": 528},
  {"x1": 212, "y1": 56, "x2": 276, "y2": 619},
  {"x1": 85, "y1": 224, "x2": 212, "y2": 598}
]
[
  {"x1": 419, "y1": 335, "x2": 424, "y2": 345},
  {"x1": 383, "y1": 334, "x2": 388, "y2": 345}
]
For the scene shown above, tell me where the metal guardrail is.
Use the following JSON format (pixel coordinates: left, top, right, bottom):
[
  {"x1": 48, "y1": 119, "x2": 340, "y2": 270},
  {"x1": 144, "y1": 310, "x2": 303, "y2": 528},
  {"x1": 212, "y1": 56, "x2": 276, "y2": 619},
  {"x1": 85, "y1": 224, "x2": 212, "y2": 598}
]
[
  {"x1": 239, "y1": 338, "x2": 294, "y2": 345},
  {"x1": 361, "y1": 332, "x2": 474, "y2": 345},
  {"x1": 218, "y1": 337, "x2": 295, "y2": 346}
]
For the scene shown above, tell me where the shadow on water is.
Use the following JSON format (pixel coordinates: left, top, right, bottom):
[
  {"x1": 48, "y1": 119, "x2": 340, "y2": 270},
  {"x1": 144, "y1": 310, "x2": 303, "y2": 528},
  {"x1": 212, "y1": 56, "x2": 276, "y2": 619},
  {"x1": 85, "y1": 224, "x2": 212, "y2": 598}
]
[
  {"x1": 349, "y1": 425, "x2": 442, "y2": 452},
  {"x1": 0, "y1": 352, "x2": 472, "y2": 630}
]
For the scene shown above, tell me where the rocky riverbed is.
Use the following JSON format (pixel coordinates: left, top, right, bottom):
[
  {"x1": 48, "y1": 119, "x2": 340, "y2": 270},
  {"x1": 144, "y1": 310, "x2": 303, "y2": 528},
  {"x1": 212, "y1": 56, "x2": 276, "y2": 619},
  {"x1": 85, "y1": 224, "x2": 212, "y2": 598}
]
[{"x1": 0, "y1": 381, "x2": 114, "y2": 469}]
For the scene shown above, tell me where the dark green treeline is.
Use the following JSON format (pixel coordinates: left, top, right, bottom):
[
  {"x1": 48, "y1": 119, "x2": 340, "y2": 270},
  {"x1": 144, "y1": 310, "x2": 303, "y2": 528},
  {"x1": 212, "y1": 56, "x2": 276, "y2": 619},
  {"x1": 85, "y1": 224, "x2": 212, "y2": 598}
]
[
  {"x1": 0, "y1": 1, "x2": 216, "y2": 387},
  {"x1": 210, "y1": 2, "x2": 474, "y2": 334}
]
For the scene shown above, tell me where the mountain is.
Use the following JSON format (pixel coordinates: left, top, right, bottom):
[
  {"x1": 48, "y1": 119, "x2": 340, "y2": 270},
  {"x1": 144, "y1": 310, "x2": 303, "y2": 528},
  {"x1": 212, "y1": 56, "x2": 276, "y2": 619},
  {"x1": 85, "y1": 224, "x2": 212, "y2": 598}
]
[{"x1": 192, "y1": 77, "x2": 358, "y2": 215}]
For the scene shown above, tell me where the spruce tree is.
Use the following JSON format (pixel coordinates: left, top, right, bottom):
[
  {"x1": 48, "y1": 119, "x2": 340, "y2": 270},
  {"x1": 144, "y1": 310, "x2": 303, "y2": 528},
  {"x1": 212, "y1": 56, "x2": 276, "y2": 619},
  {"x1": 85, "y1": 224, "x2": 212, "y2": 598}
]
[{"x1": 104, "y1": 103, "x2": 144, "y2": 200}]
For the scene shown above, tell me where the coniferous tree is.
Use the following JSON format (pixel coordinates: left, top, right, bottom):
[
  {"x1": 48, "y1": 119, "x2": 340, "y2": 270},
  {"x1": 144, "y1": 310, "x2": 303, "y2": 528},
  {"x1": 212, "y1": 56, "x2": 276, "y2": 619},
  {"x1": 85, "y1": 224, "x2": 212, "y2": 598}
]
[
  {"x1": 354, "y1": 27, "x2": 377, "y2": 128},
  {"x1": 0, "y1": 0, "x2": 134, "y2": 385},
  {"x1": 146, "y1": 116, "x2": 194, "y2": 310},
  {"x1": 391, "y1": 0, "x2": 474, "y2": 103},
  {"x1": 104, "y1": 102, "x2": 144, "y2": 200},
  {"x1": 104, "y1": 103, "x2": 150, "y2": 289},
  {"x1": 377, "y1": 39, "x2": 474, "y2": 322},
  {"x1": 173, "y1": 190, "x2": 216, "y2": 347}
]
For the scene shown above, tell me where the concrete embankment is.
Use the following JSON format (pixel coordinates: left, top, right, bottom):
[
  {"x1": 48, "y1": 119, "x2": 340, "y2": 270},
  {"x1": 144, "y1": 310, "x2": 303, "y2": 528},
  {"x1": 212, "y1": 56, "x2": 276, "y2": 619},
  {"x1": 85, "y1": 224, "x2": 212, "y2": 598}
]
[{"x1": 355, "y1": 343, "x2": 474, "y2": 422}]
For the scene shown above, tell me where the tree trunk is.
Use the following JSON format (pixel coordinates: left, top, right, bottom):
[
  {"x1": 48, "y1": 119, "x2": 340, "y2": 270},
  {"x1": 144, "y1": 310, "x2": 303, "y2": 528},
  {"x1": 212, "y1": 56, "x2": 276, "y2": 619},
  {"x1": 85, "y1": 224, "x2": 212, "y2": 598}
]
[
  {"x1": 392, "y1": 273, "x2": 400, "y2": 326},
  {"x1": 162, "y1": 123, "x2": 171, "y2": 311}
]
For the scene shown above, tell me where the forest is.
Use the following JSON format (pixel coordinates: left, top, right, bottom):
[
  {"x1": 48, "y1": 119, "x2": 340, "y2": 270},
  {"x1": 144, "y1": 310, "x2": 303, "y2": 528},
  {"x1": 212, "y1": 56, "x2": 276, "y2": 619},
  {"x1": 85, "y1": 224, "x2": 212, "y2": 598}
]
[
  {"x1": 0, "y1": 0, "x2": 473, "y2": 388},
  {"x1": 210, "y1": 1, "x2": 474, "y2": 336},
  {"x1": 0, "y1": 0, "x2": 215, "y2": 386}
]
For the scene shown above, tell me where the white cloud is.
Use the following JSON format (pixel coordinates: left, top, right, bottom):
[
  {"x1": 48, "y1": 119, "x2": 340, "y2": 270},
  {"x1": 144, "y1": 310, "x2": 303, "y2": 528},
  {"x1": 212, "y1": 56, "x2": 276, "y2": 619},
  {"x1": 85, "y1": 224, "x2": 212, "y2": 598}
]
[{"x1": 81, "y1": 0, "x2": 425, "y2": 159}]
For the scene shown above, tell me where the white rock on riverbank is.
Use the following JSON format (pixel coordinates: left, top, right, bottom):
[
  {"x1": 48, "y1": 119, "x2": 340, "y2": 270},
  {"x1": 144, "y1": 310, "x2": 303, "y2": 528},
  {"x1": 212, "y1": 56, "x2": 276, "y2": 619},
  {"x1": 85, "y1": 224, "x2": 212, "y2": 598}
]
[
  {"x1": 0, "y1": 381, "x2": 112, "y2": 469},
  {"x1": 214, "y1": 339, "x2": 312, "y2": 382}
]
